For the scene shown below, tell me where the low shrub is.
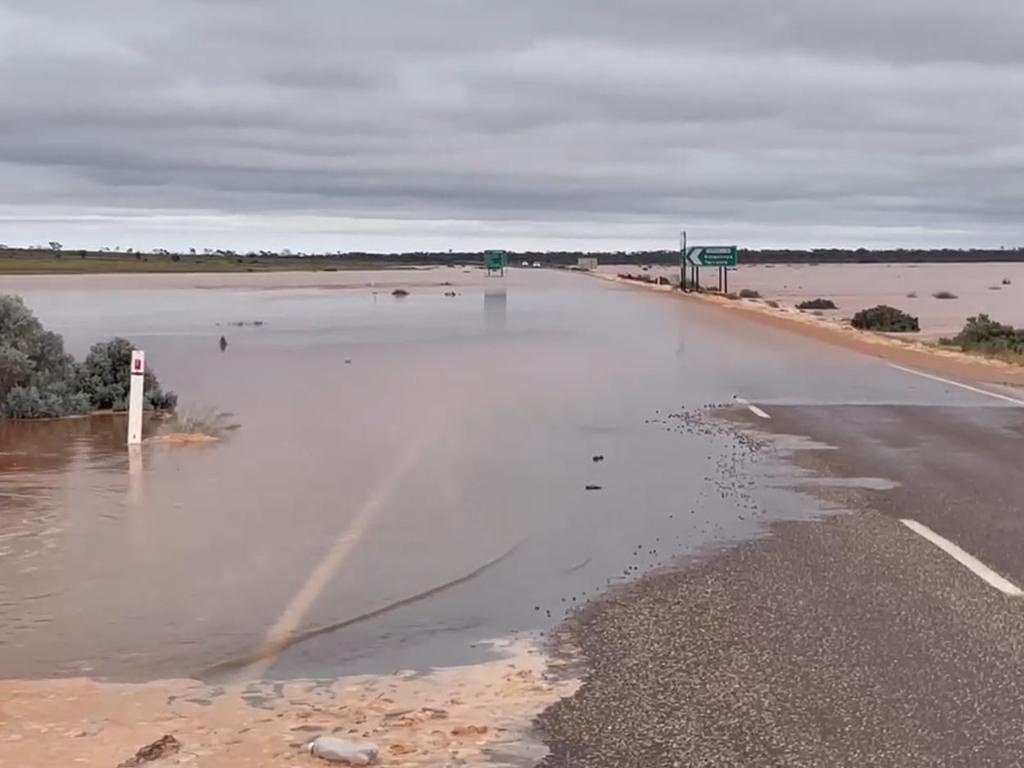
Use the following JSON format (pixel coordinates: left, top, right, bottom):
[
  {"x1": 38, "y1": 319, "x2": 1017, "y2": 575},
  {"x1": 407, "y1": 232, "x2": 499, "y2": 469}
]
[
  {"x1": 766, "y1": 300, "x2": 780, "y2": 308},
  {"x1": 932, "y1": 291, "x2": 957, "y2": 300},
  {"x1": 942, "y1": 314, "x2": 1024, "y2": 362},
  {"x1": 391, "y1": 288, "x2": 410, "y2": 297},
  {"x1": 850, "y1": 305, "x2": 920, "y2": 333},
  {"x1": 1002, "y1": 278, "x2": 1012, "y2": 285},
  {"x1": 738, "y1": 289, "x2": 761, "y2": 299},
  {"x1": 0, "y1": 296, "x2": 176, "y2": 419},
  {"x1": 906, "y1": 291, "x2": 918, "y2": 298},
  {"x1": 797, "y1": 298, "x2": 838, "y2": 310}
]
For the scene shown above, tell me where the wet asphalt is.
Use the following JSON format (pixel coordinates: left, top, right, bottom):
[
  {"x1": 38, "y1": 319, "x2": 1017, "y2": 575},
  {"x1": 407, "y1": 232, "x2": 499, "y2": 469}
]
[{"x1": 537, "y1": 396, "x2": 1024, "y2": 766}]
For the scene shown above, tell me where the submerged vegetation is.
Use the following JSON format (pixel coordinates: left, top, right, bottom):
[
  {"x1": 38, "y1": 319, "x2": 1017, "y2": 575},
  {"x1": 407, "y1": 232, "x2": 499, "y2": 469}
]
[
  {"x1": 796, "y1": 298, "x2": 838, "y2": 310},
  {"x1": 160, "y1": 406, "x2": 239, "y2": 438},
  {"x1": 850, "y1": 305, "x2": 920, "y2": 333},
  {"x1": 0, "y1": 295, "x2": 176, "y2": 418}
]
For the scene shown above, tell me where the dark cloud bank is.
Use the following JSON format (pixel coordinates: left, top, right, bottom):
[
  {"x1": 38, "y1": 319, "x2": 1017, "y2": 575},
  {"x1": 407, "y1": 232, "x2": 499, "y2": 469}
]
[{"x1": 1, "y1": 1, "x2": 1022, "y2": 251}]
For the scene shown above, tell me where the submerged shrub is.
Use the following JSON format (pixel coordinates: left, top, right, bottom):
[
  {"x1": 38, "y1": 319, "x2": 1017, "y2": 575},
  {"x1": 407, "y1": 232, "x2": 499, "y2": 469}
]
[
  {"x1": 850, "y1": 305, "x2": 920, "y2": 333},
  {"x1": 796, "y1": 298, "x2": 838, "y2": 310}
]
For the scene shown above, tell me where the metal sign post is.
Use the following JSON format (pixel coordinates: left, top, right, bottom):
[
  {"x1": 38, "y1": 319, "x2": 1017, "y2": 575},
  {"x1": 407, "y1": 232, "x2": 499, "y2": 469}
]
[
  {"x1": 679, "y1": 231, "x2": 687, "y2": 291},
  {"x1": 127, "y1": 350, "x2": 145, "y2": 446}
]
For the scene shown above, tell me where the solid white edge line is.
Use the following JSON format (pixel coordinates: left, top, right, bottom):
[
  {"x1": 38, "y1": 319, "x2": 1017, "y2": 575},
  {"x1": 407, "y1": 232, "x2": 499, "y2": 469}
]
[
  {"x1": 889, "y1": 364, "x2": 1024, "y2": 406},
  {"x1": 900, "y1": 519, "x2": 1023, "y2": 596}
]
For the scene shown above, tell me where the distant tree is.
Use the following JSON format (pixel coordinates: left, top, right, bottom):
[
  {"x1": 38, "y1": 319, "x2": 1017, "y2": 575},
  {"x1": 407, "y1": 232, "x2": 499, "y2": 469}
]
[
  {"x1": 48, "y1": 241, "x2": 62, "y2": 251},
  {"x1": 171, "y1": 253, "x2": 181, "y2": 262},
  {"x1": 189, "y1": 248, "x2": 196, "y2": 255}
]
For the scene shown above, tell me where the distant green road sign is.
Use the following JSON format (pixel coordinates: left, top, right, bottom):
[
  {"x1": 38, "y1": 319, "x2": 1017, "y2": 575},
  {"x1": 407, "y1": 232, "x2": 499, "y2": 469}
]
[
  {"x1": 686, "y1": 246, "x2": 738, "y2": 267},
  {"x1": 484, "y1": 249, "x2": 507, "y2": 274}
]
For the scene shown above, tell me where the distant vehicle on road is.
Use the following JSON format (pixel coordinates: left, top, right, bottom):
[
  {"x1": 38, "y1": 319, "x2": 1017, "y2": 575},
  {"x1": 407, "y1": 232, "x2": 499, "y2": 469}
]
[
  {"x1": 532, "y1": 261, "x2": 542, "y2": 268},
  {"x1": 521, "y1": 260, "x2": 530, "y2": 267}
]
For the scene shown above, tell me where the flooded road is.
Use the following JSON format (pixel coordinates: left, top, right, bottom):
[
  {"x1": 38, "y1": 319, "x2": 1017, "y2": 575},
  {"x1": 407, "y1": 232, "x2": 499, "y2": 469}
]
[{"x1": 0, "y1": 267, "x2": 1003, "y2": 683}]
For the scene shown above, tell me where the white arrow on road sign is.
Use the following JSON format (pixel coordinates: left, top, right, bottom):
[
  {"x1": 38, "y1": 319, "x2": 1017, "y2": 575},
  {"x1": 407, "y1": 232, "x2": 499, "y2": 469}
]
[{"x1": 685, "y1": 246, "x2": 738, "y2": 267}]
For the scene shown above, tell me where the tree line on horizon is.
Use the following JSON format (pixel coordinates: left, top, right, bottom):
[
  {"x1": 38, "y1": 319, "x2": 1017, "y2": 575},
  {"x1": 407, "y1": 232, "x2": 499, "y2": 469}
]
[{"x1": 1, "y1": 244, "x2": 1023, "y2": 265}]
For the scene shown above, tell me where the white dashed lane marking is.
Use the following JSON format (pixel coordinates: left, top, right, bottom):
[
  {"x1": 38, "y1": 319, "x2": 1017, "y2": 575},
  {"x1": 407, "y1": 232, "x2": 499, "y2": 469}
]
[{"x1": 735, "y1": 397, "x2": 771, "y2": 419}]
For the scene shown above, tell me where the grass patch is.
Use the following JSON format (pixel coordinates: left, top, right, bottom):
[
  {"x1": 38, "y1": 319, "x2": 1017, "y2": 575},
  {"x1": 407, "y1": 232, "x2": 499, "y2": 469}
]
[
  {"x1": 851, "y1": 305, "x2": 919, "y2": 333},
  {"x1": 796, "y1": 298, "x2": 838, "y2": 310},
  {"x1": 765, "y1": 300, "x2": 780, "y2": 309},
  {"x1": 162, "y1": 407, "x2": 239, "y2": 438},
  {"x1": 932, "y1": 290, "x2": 958, "y2": 299}
]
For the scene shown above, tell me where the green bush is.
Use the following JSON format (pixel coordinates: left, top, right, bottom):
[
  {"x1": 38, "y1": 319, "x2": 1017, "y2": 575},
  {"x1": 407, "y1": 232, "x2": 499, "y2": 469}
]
[
  {"x1": 944, "y1": 314, "x2": 1024, "y2": 361},
  {"x1": 0, "y1": 295, "x2": 176, "y2": 418},
  {"x1": 77, "y1": 338, "x2": 177, "y2": 412},
  {"x1": 850, "y1": 305, "x2": 920, "y2": 333},
  {"x1": 797, "y1": 298, "x2": 838, "y2": 310}
]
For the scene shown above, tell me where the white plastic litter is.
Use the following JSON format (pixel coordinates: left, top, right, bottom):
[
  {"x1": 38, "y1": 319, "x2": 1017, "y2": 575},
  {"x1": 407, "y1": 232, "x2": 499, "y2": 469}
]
[{"x1": 308, "y1": 736, "x2": 379, "y2": 765}]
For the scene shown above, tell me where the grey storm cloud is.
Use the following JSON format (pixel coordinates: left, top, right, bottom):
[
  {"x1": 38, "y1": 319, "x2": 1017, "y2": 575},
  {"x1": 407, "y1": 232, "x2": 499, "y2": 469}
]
[{"x1": 0, "y1": 0, "x2": 1022, "y2": 250}]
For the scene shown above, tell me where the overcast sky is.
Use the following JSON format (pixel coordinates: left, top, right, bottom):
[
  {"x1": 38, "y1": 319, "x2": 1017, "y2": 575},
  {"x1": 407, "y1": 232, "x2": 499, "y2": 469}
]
[{"x1": 1, "y1": 1, "x2": 1022, "y2": 252}]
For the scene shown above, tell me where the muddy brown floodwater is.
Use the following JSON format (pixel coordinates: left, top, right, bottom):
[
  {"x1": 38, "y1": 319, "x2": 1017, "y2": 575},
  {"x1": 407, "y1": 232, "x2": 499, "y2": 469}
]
[
  {"x1": 0, "y1": 266, "x2": 819, "y2": 684},
  {"x1": 602, "y1": 262, "x2": 1024, "y2": 338}
]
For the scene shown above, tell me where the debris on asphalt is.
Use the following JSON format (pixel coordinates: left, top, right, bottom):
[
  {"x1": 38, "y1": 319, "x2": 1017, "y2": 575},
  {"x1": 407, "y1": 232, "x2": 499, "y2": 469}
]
[
  {"x1": 116, "y1": 734, "x2": 181, "y2": 766},
  {"x1": 308, "y1": 735, "x2": 379, "y2": 765}
]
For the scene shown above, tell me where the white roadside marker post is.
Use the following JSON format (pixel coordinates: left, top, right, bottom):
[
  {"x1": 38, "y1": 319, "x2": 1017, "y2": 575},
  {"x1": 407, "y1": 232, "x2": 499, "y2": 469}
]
[{"x1": 127, "y1": 350, "x2": 145, "y2": 446}]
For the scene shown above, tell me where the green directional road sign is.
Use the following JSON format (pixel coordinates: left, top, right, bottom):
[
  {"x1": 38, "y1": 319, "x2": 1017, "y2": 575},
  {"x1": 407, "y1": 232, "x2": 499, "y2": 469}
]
[
  {"x1": 685, "y1": 245, "x2": 738, "y2": 267},
  {"x1": 484, "y1": 249, "x2": 507, "y2": 274}
]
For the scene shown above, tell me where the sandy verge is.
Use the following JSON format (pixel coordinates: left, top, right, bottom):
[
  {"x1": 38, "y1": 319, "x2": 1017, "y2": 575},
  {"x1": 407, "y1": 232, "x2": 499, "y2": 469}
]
[
  {"x1": 595, "y1": 273, "x2": 1024, "y2": 388},
  {"x1": 0, "y1": 639, "x2": 577, "y2": 768}
]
